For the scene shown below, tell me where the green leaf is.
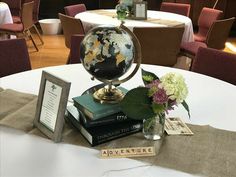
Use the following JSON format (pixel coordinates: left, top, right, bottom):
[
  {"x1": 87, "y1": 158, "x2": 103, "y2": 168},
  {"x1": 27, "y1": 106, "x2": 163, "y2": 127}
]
[
  {"x1": 141, "y1": 68, "x2": 159, "y2": 85},
  {"x1": 120, "y1": 87, "x2": 155, "y2": 120},
  {"x1": 182, "y1": 100, "x2": 191, "y2": 118},
  {"x1": 152, "y1": 103, "x2": 166, "y2": 114}
]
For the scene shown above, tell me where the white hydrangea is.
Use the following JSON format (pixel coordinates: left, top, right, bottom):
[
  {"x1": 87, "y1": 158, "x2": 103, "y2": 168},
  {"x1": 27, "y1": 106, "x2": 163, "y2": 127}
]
[{"x1": 160, "y1": 72, "x2": 188, "y2": 104}]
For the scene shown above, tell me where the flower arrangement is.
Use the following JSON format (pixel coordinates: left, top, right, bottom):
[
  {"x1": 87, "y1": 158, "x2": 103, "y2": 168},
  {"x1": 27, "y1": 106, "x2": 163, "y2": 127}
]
[
  {"x1": 120, "y1": 69, "x2": 190, "y2": 121},
  {"x1": 116, "y1": 0, "x2": 134, "y2": 20}
]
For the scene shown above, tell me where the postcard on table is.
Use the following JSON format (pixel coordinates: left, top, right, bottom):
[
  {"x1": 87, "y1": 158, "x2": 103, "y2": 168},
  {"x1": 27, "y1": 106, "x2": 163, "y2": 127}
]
[{"x1": 164, "y1": 117, "x2": 194, "y2": 135}]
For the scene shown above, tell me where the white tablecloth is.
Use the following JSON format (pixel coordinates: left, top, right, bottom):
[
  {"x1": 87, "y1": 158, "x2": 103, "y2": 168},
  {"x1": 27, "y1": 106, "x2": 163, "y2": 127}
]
[
  {"x1": 0, "y1": 2, "x2": 13, "y2": 39},
  {"x1": 75, "y1": 10, "x2": 194, "y2": 43},
  {"x1": 0, "y1": 64, "x2": 236, "y2": 177},
  {"x1": 0, "y1": 2, "x2": 12, "y2": 24}
]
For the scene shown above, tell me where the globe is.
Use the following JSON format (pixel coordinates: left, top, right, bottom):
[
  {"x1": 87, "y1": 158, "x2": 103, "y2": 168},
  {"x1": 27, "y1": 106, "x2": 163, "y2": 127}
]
[{"x1": 80, "y1": 25, "x2": 135, "y2": 81}]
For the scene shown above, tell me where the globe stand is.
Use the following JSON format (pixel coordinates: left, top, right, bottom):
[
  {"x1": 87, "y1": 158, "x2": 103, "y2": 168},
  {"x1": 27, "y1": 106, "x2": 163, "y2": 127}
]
[{"x1": 93, "y1": 84, "x2": 124, "y2": 104}]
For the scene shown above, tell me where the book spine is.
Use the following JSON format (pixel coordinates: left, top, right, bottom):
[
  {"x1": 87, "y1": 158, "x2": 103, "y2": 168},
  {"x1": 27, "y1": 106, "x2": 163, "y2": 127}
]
[
  {"x1": 93, "y1": 107, "x2": 121, "y2": 120},
  {"x1": 66, "y1": 108, "x2": 143, "y2": 147},
  {"x1": 74, "y1": 101, "x2": 121, "y2": 120},
  {"x1": 80, "y1": 111, "x2": 129, "y2": 128},
  {"x1": 91, "y1": 123, "x2": 142, "y2": 146},
  {"x1": 74, "y1": 102, "x2": 94, "y2": 119}
]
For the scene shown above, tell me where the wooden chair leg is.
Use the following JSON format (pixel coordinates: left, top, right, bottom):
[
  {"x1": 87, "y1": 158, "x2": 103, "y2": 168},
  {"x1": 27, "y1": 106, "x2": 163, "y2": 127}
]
[
  {"x1": 33, "y1": 24, "x2": 44, "y2": 45},
  {"x1": 25, "y1": 30, "x2": 39, "y2": 52},
  {"x1": 30, "y1": 35, "x2": 39, "y2": 52}
]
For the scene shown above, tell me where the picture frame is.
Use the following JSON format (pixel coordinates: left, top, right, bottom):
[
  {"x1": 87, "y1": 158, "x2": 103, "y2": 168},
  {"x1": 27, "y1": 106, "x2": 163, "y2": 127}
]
[
  {"x1": 133, "y1": 1, "x2": 147, "y2": 20},
  {"x1": 34, "y1": 71, "x2": 71, "y2": 142}
]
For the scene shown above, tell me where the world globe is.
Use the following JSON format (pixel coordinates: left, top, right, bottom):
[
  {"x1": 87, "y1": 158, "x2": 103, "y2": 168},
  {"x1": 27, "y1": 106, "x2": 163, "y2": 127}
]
[{"x1": 80, "y1": 25, "x2": 135, "y2": 81}]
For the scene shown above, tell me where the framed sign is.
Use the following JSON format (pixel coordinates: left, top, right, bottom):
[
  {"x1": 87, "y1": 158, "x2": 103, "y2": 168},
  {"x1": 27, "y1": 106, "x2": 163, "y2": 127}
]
[
  {"x1": 133, "y1": 1, "x2": 147, "y2": 20},
  {"x1": 34, "y1": 71, "x2": 71, "y2": 142}
]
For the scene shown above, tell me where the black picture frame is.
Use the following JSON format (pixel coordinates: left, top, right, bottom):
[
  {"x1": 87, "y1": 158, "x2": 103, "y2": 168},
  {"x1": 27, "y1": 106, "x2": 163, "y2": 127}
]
[
  {"x1": 34, "y1": 71, "x2": 71, "y2": 142},
  {"x1": 133, "y1": 1, "x2": 147, "y2": 20}
]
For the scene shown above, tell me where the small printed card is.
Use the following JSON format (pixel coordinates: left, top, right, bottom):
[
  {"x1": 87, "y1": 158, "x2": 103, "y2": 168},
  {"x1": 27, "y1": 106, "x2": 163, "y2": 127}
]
[
  {"x1": 101, "y1": 146, "x2": 155, "y2": 158},
  {"x1": 164, "y1": 117, "x2": 194, "y2": 135}
]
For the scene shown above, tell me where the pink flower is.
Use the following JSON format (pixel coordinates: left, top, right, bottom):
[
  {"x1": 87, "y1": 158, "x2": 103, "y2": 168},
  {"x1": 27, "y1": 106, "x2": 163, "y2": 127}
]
[{"x1": 152, "y1": 88, "x2": 168, "y2": 104}]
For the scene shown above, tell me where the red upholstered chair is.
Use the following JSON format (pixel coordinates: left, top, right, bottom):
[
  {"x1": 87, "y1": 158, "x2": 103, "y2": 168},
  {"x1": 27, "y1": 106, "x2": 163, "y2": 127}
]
[
  {"x1": 180, "y1": 17, "x2": 235, "y2": 60},
  {"x1": 12, "y1": 0, "x2": 44, "y2": 45},
  {"x1": 133, "y1": 26, "x2": 184, "y2": 66},
  {"x1": 67, "y1": 34, "x2": 84, "y2": 64},
  {"x1": 160, "y1": 2, "x2": 191, "y2": 17},
  {"x1": 64, "y1": 4, "x2": 87, "y2": 17},
  {"x1": 0, "y1": 38, "x2": 31, "y2": 78},
  {"x1": 22, "y1": 0, "x2": 40, "y2": 24},
  {"x1": 180, "y1": 42, "x2": 207, "y2": 58},
  {"x1": 0, "y1": 2, "x2": 39, "y2": 51},
  {"x1": 191, "y1": 47, "x2": 236, "y2": 86},
  {"x1": 24, "y1": 0, "x2": 43, "y2": 45},
  {"x1": 58, "y1": 13, "x2": 85, "y2": 63},
  {"x1": 194, "y1": 7, "x2": 223, "y2": 42},
  {"x1": 32, "y1": 0, "x2": 44, "y2": 45},
  {"x1": 59, "y1": 13, "x2": 85, "y2": 49},
  {"x1": 206, "y1": 17, "x2": 235, "y2": 49}
]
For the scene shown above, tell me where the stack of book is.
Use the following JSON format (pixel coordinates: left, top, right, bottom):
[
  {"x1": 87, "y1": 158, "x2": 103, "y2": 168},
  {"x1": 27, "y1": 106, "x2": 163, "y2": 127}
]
[{"x1": 65, "y1": 93, "x2": 142, "y2": 146}]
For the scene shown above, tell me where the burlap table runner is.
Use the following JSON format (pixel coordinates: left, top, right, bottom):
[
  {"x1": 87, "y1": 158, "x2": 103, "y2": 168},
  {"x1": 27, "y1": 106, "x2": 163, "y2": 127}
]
[
  {"x1": 89, "y1": 10, "x2": 184, "y2": 27},
  {"x1": 1, "y1": 88, "x2": 236, "y2": 177}
]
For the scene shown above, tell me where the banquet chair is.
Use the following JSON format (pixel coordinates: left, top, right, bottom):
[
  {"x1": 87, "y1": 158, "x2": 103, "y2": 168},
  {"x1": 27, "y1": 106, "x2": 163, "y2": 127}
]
[
  {"x1": 25, "y1": 0, "x2": 44, "y2": 45},
  {"x1": 191, "y1": 47, "x2": 236, "y2": 86},
  {"x1": 58, "y1": 13, "x2": 85, "y2": 63},
  {"x1": 22, "y1": 0, "x2": 40, "y2": 24},
  {"x1": 0, "y1": 2, "x2": 38, "y2": 51},
  {"x1": 67, "y1": 34, "x2": 84, "y2": 64},
  {"x1": 64, "y1": 4, "x2": 86, "y2": 17},
  {"x1": 160, "y1": 2, "x2": 191, "y2": 17},
  {"x1": 194, "y1": 7, "x2": 223, "y2": 42},
  {"x1": 12, "y1": 0, "x2": 44, "y2": 45},
  {"x1": 180, "y1": 17, "x2": 235, "y2": 61},
  {"x1": 0, "y1": 38, "x2": 31, "y2": 78},
  {"x1": 133, "y1": 26, "x2": 184, "y2": 66},
  {"x1": 205, "y1": 17, "x2": 235, "y2": 49}
]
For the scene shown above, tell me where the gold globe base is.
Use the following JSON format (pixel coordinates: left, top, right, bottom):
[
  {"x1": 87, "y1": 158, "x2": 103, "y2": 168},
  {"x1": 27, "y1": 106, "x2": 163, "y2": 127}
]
[{"x1": 93, "y1": 86, "x2": 124, "y2": 104}]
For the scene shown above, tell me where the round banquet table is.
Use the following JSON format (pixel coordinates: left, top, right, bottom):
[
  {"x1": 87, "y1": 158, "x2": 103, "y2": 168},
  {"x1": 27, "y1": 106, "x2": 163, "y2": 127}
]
[
  {"x1": 0, "y1": 64, "x2": 236, "y2": 177},
  {"x1": 0, "y1": 2, "x2": 13, "y2": 39},
  {"x1": 0, "y1": 2, "x2": 12, "y2": 24},
  {"x1": 75, "y1": 10, "x2": 194, "y2": 43}
]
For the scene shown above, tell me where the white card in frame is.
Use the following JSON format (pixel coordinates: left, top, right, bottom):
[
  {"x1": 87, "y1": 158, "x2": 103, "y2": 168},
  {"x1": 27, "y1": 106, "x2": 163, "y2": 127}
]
[
  {"x1": 133, "y1": 1, "x2": 147, "y2": 20},
  {"x1": 34, "y1": 71, "x2": 71, "y2": 142}
]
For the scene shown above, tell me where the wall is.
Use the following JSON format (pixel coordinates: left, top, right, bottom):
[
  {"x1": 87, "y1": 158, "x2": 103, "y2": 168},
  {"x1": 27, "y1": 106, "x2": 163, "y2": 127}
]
[{"x1": 40, "y1": 0, "x2": 99, "y2": 18}]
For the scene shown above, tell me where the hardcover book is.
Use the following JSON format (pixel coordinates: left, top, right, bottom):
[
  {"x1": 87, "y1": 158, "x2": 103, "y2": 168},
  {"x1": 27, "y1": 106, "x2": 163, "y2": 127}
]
[
  {"x1": 67, "y1": 105, "x2": 130, "y2": 128},
  {"x1": 72, "y1": 87, "x2": 128, "y2": 120},
  {"x1": 65, "y1": 106, "x2": 142, "y2": 146}
]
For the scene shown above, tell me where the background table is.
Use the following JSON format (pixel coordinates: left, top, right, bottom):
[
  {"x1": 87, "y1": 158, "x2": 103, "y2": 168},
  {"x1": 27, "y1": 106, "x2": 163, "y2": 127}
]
[
  {"x1": 75, "y1": 10, "x2": 194, "y2": 43},
  {"x1": 0, "y1": 2, "x2": 13, "y2": 39},
  {"x1": 0, "y1": 64, "x2": 236, "y2": 177},
  {"x1": 0, "y1": 2, "x2": 12, "y2": 24}
]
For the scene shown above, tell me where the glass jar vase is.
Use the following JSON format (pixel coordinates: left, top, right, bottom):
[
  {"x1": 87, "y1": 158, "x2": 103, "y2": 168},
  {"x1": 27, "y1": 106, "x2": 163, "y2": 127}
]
[
  {"x1": 117, "y1": 10, "x2": 127, "y2": 21},
  {"x1": 143, "y1": 113, "x2": 165, "y2": 140}
]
